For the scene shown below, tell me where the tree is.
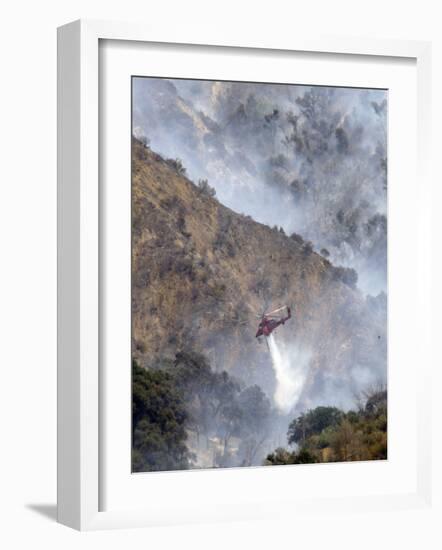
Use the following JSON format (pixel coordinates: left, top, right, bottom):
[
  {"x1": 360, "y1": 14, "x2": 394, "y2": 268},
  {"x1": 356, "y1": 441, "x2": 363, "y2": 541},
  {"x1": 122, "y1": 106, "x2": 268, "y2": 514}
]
[
  {"x1": 166, "y1": 157, "x2": 187, "y2": 175},
  {"x1": 330, "y1": 419, "x2": 357, "y2": 462},
  {"x1": 265, "y1": 447, "x2": 295, "y2": 465},
  {"x1": 264, "y1": 109, "x2": 280, "y2": 153},
  {"x1": 172, "y1": 351, "x2": 241, "y2": 449},
  {"x1": 211, "y1": 370, "x2": 241, "y2": 419},
  {"x1": 132, "y1": 361, "x2": 192, "y2": 472},
  {"x1": 364, "y1": 389, "x2": 387, "y2": 416},
  {"x1": 288, "y1": 406, "x2": 343, "y2": 445},
  {"x1": 219, "y1": 401, "x2": 243, "y2": 456},
  {"x1": 302, "y1": 241, "x2": 314, "y2": 256},
  {"x1": 173, "y1": 351, "x2": 213, "y2": 397},
  {"x1": 197, "y1": 178, "x2": 216, "y2": 198},
  {"x1": 237, "y1": 385, "x2": 271, "y2": 466},
  {"x1": 265, "y1": 447, "x2": 317, "y2": 466},
  {"x1": 266, "y1": 387, "x2": 388, "y2": 466},
  {"x1": 171, "y1": 352, "x2": 274, "y2": 465},
  {"x1": 172, "y1": 351, "x2": 214, "y2": 445},
  {"x1": 331, "y1": 265, "x2": 358, "y2": 289},
  {"x1": 293, "y1": 448, "x2": 318, "y2": 464}
]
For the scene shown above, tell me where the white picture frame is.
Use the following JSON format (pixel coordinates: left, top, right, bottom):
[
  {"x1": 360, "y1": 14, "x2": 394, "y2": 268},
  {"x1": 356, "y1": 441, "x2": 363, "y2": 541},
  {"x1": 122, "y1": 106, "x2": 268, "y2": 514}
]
[{"x1": 57, "y1": 19, "x2": 432, "y2": 531}]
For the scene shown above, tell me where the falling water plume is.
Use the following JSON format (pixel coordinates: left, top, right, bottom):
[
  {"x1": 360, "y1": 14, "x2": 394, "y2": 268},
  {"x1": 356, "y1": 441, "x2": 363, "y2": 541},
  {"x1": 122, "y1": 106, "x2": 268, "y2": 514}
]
[{"x1": 267, "y1": 333, "x2": 310, "y2": 413}]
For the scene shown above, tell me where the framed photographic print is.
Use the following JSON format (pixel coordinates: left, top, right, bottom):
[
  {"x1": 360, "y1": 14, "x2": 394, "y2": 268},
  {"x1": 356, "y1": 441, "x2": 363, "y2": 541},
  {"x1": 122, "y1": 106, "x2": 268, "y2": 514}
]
[{"x1": 57, "y1": 20, "x2": 432, "y2": 530}]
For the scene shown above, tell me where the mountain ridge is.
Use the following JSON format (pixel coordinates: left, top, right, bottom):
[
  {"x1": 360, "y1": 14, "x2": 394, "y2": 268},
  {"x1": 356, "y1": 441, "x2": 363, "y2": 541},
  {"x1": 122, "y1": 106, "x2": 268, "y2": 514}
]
[{"x1": 132, "y1": 137, "x2": 386, "y2": 411}]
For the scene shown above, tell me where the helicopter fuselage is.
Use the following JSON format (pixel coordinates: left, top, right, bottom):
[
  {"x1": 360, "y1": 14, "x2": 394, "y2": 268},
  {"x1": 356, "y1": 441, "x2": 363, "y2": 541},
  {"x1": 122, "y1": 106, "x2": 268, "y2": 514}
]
[{"x1": 255, "y1": 306, "x2": 291, "y2": 338}]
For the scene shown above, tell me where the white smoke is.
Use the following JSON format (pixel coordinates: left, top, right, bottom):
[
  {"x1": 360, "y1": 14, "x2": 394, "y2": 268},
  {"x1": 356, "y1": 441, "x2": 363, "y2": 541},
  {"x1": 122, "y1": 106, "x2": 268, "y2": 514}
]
[
  {"x1": 267, "y1": 333, "x2": 311, "y2": 413},
  {"x1": 133, "y1": 78, "x2": 388, "y2": 297}
]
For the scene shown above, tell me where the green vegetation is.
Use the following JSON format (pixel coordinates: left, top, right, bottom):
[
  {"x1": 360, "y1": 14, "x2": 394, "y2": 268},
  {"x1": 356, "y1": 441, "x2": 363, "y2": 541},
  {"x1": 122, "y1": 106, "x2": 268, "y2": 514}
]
[
  {"x1": 265, "y1": 389, "x2": 387, "y2": 466},
  {"x1": 287, "y1": 406, "x2": 343, "y2": 446},
  {"x1": 265, "y1": 447, "x2": 318, "y2": 465},
  {"x1": 133, "y1": 349, "x2": 387, "y2": 471},
  {"x1": 172, "y1": 351, "x2": 272, "y2": 467},
  {"x1": 133, "y1": 344, "x2": 387, "y2": 471},
  {"x1": 132, "y1": 361, "x2": 192, "y2": 472},
  {"x1": 132, "y1": 351, "x2": 273, "y2": 471}
]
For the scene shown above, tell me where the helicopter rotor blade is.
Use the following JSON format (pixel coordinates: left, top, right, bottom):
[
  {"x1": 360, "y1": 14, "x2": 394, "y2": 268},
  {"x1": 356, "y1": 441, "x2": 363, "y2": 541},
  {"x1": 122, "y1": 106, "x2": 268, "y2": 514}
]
[{"x1": 266, "y1": 305, "x2": 288, "y2": 316}]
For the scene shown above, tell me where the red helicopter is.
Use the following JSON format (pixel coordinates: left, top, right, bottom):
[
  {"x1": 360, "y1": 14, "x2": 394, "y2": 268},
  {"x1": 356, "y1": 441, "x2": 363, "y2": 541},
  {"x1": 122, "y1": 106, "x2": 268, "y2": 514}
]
[{"x1": 255, "y1": 305, "x2": 291, "y2": 338}]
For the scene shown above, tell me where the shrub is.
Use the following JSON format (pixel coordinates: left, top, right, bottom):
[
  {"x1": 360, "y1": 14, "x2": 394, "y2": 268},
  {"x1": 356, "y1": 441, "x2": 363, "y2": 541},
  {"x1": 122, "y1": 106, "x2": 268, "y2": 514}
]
[
  {"x1": 302, "y1": 241, "x2": 314, "y2": 256},
  {"x1": 132, "y1": 361, "x2": 191, "y2": 472},
  {"x1": 290, "y1": 232, "x2": 304, "y2": 245},
  {"x1": 265, "y1": 447, "x2": 317, "y2": 465},
  {"x1": 266, "y1": 387, "x2": 388, "y2": 466},
  {"x1": 166, "y1": 157, "x2": 187, "y2": 175},
  {"x1": 197, "y1": 178, "x2": 216, "y2": 198},
  {"x1": 331, "y1": 266, "x2": 358, "y2": 289},
  {"x1": 288, "y1": 406, "x2": 343, "y2": 445}
]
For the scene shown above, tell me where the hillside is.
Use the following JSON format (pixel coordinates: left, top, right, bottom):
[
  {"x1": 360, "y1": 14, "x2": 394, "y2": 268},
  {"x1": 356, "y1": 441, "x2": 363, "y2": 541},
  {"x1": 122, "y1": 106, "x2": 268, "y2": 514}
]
[
  {"x1": 133, "y1": 79, "x2": 388, "y2": 296},
  {"x1": 132, "y1": 138, "x2": 386, "y2": 410}
]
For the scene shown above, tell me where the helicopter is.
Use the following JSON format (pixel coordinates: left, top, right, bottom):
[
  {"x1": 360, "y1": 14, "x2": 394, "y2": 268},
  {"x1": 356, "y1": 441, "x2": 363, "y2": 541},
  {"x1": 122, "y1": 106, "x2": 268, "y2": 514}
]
[{"x1": 255, "y1": 305, "x2": 291, "y2": 339}]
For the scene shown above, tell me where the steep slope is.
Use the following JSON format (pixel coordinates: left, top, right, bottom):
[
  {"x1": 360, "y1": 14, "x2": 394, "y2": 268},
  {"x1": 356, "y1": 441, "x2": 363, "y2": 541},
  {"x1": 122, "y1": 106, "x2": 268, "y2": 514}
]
[
  {"x1": 132, "y1": 138, "x2": 386, "y2": 410},
  {"x1": 133, "y1": 78, "x2": 388, "y2": 296}
]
